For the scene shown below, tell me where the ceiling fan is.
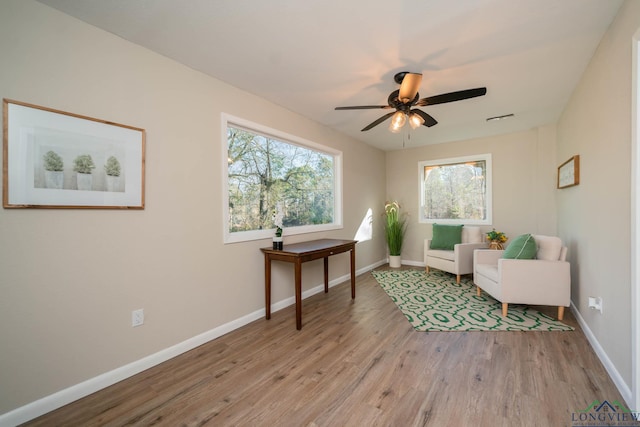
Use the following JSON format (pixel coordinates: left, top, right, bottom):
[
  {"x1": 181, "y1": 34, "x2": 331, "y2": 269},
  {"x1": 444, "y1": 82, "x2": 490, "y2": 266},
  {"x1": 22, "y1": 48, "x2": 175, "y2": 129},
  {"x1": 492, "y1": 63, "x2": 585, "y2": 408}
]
[{"x1": 335, "y1": 72, "x2": 487, "y2": 133}]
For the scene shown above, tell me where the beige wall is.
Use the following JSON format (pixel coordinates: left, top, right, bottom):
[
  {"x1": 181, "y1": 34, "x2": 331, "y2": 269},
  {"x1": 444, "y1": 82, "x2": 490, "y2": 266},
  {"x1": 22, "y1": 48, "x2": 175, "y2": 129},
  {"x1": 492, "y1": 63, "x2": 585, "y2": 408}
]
[
  {"x1": 385, "y1": 126, "x2": 558, "y2": 264},
  {"x1": 0, "y1": 0, "x2": 386, "y2": 414},
  {"x1": 556, "y1": 0, "x2": 640, "y2": 394}
]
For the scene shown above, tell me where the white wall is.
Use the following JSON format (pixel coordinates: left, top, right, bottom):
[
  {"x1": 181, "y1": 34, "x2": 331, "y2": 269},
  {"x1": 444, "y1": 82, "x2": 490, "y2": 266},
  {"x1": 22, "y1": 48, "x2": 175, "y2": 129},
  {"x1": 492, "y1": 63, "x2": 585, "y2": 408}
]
[
  {"x1": 385, "y1": 126, "x2": 558, "y2": 263},
  {"x1": 0, "y1": 0, "x2": 387, "y2": 416},
  {"x1": 556, "y1": 0, "x2": 640, "y2": 403}
]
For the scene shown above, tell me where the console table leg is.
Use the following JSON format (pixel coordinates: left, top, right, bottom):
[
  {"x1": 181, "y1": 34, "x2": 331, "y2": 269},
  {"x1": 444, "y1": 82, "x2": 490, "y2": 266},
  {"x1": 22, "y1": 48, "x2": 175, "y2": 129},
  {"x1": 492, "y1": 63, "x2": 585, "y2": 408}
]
[
  {"x1": 295, "y1": 259, "x2": 302, "y2": 330},
  {"x1": 324, "y1": 257, "x2": 329, "y2": 293},
  {"x1": 350, "y1": 248, "x2": 356, "y2": 299},
  {"x1": 264, "y1": 254, "x2": 271, "y2": 319}
]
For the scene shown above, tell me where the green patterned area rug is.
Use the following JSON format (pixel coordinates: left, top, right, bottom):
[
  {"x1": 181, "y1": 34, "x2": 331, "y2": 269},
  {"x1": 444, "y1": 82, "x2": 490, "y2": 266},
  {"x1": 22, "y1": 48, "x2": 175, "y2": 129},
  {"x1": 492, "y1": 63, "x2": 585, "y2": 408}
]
[{"x1": 372, "y1": 269, "x2": 574, "y2": 332}]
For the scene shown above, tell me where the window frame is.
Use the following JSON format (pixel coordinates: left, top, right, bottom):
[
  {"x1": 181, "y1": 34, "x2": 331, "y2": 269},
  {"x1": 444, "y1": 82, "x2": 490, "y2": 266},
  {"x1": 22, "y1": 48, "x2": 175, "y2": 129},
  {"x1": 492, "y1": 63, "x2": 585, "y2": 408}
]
[
  {"x1": 418, "y1": 153, "x2": 492, "y2": 225},
  {"x1": 222, "y1": 113, "x2": 343, "y2": 244}
]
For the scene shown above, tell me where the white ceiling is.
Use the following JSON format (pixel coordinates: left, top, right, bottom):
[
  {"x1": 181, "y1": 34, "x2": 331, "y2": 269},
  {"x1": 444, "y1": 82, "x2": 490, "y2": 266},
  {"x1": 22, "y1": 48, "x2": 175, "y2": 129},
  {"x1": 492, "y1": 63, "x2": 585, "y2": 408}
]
[{"x1": 36, "y1": 0, "x2": 622, "y2": 151}]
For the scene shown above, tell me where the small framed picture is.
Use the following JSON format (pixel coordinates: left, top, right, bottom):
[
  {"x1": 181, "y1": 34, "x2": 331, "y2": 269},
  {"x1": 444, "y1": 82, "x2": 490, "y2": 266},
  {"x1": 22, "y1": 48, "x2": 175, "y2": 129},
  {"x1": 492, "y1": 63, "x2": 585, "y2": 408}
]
[
  {"x1": 3, "y1": 99, "x2": 145, "y2": 209},
  {"x1": 557, "y1": 155, "x2": 580, "y2": 189}
]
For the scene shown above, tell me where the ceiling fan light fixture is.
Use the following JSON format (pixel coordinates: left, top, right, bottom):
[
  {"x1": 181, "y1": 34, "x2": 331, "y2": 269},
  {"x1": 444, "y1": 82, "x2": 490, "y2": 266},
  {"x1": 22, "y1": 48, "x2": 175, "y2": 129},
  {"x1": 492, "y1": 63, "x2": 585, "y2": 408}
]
[
  {"x1": 334, "y1": 72, "x2": 487, "y2": 133},
  {"x1": 389, "y1": 111, "x2": 406, "y2": 132},
  {"x1": 398, "y1": 73, "x2": 422, "y2": 103},
  {"x1": 409, "y1": 112, "x2": 425, "y2": 129}
]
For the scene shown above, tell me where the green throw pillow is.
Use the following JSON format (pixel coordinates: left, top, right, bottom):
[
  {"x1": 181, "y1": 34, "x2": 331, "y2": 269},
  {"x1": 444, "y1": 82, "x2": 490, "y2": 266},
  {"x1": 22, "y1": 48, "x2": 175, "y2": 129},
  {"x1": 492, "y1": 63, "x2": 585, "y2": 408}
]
[
  {"x1": 503, "y1": 234, "x2": 537, "y2": 259},
  {"x1": 430, "y1": 224, "x2": 463, "y2": 250}
]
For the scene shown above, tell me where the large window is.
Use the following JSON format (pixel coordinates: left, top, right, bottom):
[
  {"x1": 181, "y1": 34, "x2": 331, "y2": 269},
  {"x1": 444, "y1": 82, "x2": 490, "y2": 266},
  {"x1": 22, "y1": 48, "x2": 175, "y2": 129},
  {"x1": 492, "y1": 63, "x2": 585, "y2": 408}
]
[
  {"x1": 419, "y1": 154, "x2": 492, "y2": 225},
  {"x1": 223, "y1": 114, "x2": 342, "y2": 243}
]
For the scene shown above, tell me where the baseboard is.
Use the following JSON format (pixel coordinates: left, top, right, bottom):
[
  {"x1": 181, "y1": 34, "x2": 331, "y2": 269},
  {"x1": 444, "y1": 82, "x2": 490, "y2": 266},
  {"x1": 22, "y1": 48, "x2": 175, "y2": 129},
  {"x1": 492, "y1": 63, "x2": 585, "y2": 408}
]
[
  {"x1": 0, "y1": 259, "x2": 385, "y2": 427},
  {"x1": 570, "y1": 300, "x2": 633, "y2": 407},
  {"x1": 400, "y1": 259, "x2": 425, "y2": 268}
]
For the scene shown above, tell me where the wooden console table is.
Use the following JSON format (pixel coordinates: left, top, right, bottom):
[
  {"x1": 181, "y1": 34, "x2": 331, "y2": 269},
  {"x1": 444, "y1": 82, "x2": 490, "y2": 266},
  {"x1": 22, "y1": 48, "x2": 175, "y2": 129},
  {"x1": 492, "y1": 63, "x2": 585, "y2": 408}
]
[{"x1": 260, "y1": 238, "x2": 357, "y2": 330}]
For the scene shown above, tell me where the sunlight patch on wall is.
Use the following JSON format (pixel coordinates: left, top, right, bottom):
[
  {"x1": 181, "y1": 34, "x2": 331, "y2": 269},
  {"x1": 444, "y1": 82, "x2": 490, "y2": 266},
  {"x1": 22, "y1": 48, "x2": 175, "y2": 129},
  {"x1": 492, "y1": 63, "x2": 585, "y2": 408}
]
[{"x1": 354, "y1": 208, "x2": 373, "y2": 241}]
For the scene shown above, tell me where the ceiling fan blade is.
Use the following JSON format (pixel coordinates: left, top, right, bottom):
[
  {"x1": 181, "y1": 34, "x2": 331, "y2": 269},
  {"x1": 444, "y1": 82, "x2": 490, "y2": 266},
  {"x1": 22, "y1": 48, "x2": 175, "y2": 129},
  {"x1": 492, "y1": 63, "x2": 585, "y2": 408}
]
[
  {"x1": 398, "y1": 73, "x2": 422, "y2": 103},
  {"x1": 412, "y1": 109, "x2": 438, "y2": 127},
  {"x1": 335, "y1": 105, "x2": 392, "y2": 110},
  {"x1": 416, "y1": 87, "x2": 487, "y2": 106},
  {"x1": 361, "y1": 111, "x2": 396, "y2": 131}
]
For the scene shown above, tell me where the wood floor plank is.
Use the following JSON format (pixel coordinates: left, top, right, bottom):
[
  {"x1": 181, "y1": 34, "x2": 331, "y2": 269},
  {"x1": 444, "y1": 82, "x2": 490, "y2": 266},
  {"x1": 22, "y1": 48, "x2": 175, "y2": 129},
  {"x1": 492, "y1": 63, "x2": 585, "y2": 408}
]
[{"x1": 23, "y1": 267, "x2": 634, "y2": 426}]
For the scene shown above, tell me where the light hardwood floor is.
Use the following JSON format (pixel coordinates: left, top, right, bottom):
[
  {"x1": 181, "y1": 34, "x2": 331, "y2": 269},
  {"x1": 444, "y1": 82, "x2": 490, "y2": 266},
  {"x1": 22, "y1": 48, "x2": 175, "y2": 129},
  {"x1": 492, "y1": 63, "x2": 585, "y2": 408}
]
[{"x1": 25, "y1": 267, "x2": 632, "y2": 426}]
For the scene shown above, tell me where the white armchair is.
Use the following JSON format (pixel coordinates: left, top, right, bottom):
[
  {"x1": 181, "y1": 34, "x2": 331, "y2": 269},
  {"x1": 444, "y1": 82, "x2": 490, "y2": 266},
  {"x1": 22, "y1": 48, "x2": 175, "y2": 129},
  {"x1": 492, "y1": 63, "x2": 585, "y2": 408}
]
[
  {"x1": 473, "y1": 235, "x2": 571, "y2": 320},
  {"x1": 424, "y1": 226, "x2": 488, "y2": 283}
]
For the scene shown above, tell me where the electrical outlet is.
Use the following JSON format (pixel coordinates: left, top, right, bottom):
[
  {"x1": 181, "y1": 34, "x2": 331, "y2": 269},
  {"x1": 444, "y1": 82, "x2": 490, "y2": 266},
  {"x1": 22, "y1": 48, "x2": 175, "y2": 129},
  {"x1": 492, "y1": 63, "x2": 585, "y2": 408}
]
[
  {"x1": 132, "y1": 309, "x2": 144, "y2": 327},
  {"x1": 588, "y1": 297, "x2": 603, "y2": 314}
]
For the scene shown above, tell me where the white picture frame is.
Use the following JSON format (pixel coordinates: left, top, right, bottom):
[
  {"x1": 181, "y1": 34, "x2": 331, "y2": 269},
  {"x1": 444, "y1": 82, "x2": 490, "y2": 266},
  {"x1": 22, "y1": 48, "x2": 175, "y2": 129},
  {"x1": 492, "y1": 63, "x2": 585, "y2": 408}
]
[{"x1": 3, "y1": 99, "x2": 145, "y2": 209}]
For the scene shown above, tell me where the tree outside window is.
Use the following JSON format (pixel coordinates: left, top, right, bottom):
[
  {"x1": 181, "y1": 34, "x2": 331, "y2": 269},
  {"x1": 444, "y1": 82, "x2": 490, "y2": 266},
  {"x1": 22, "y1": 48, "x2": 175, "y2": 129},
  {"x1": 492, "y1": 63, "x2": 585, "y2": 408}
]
[
  {"x1": 224, "y1": 120, "x2": 341, "y2": 243},
  {"x1": 419, "y1": 154, "x2": 492, "y2": 225}
]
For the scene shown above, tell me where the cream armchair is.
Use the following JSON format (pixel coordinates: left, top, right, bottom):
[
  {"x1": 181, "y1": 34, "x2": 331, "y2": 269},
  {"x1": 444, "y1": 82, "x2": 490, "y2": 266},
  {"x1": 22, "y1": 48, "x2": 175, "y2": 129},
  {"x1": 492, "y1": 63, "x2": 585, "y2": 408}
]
[
  {"x1": 473, "y1": 235, "x2": 570, "y2": 320},
  {"x1": 424, "y1": 226, "x2": 488, "y2": 283}
]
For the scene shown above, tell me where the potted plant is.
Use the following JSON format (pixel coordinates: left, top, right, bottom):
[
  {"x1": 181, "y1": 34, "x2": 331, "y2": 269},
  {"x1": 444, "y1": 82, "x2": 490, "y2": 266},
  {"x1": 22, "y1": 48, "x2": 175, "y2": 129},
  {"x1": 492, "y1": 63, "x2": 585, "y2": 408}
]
[
  {"x1": 43, "y1": 150, "x2": 64, "y2": 189},
  {"x1": 272, "y1": 202, "x2": 284, "y2": 250},
  {"x1": 73, "y1": 154, "x2": 95, "y2": 191},
  {"x1": 104, "y1": 156, "x2": 121, "y2": 192},
  {"x1": 384, "y1": 201, "x2": 408, "y2": 268},
  {"x1": 486, "y1": 228, "x2": 508, "y2": 250}
]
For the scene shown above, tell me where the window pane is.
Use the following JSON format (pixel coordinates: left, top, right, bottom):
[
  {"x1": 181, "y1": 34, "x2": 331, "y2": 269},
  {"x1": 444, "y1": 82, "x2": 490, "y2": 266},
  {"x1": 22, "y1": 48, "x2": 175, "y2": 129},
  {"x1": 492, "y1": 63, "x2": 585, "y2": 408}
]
[
  {"x1": 419, "y1": 155, "x2": 492, "y2": 224},
  {"x1": 227, "y1": 125, "x2": 335, "y2": 236}
]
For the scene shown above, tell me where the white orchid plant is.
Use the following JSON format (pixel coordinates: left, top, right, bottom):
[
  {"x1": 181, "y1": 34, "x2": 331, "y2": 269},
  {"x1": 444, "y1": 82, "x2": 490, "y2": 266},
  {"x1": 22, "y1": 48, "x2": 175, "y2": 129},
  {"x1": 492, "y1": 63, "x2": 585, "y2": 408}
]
[{"x1": 273, "y1": 202, "x2": 284, "y2": 237}]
